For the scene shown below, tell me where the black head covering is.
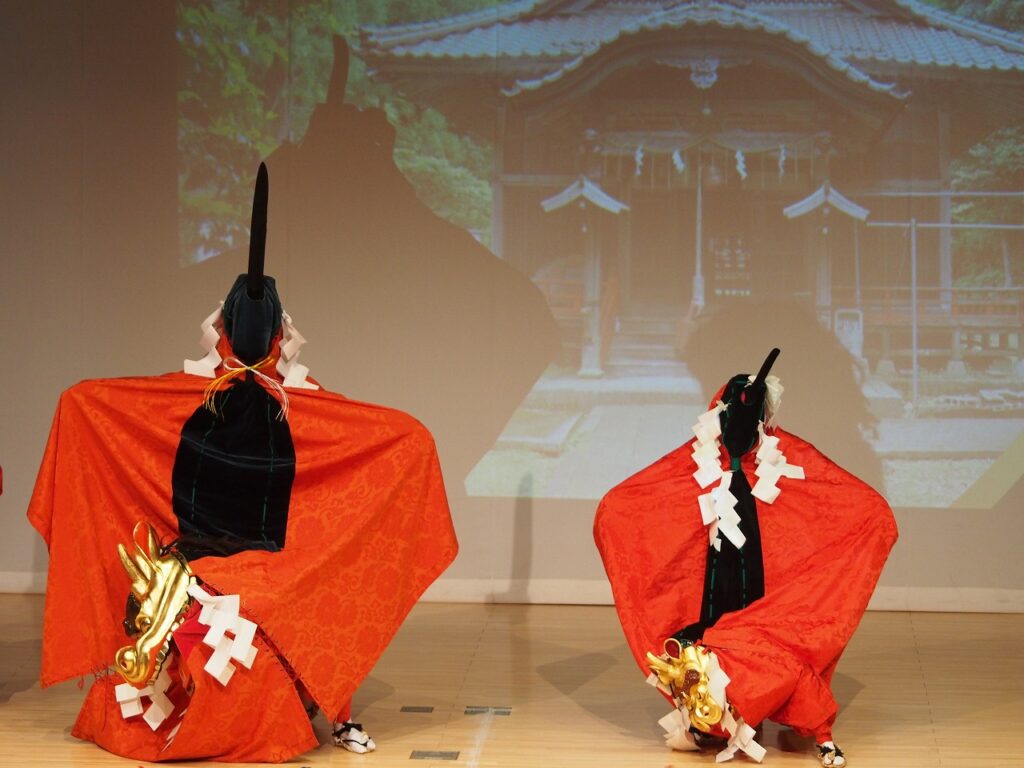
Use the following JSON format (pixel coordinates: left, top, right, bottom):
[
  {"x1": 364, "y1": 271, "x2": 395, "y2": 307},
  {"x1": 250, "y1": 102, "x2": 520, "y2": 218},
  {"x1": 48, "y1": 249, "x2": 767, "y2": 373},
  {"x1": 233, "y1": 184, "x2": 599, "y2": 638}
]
[
  {"x1": 221, "y1": 274, "x2": 282, "y2": 365},
  {"x1": 719, "y1": 347, "x2": 779, "y2": 463}
]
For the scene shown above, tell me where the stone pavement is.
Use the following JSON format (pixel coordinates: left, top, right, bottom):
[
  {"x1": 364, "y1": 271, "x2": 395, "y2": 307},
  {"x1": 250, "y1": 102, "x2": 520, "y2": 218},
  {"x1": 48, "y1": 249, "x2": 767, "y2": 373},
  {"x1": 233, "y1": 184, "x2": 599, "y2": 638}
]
[
  {"x1": 873, "y1": 417, "x2": 1024, "y2": 458},
  {"x1": 465, "y1": 363, "x2": 1024, "y2": 506}
]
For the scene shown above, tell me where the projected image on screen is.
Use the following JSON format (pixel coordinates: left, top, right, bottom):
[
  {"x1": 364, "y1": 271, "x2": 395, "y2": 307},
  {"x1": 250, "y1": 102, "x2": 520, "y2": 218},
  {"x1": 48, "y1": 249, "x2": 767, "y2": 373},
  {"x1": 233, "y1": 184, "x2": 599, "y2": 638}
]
[
  {"x1": 176, "y1": 1, "x2": 495, "y2": 263},
  {"x1": 177, "y1": 0, "x2": 1024, "y2": 510}
]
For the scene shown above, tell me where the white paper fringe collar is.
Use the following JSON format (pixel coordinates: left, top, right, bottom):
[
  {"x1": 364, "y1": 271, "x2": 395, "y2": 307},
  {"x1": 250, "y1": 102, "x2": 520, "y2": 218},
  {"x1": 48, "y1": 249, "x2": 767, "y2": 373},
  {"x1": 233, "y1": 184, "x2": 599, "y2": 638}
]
[
  {"x1": 647, "y1": 649, "x2": 766, "y2": 763},
  {"x1": 690, "y1": 386, "x2": 804, "y2": 552},
  {"x1": 183, "y1": 303, "x2": 319, "y2": 391}
]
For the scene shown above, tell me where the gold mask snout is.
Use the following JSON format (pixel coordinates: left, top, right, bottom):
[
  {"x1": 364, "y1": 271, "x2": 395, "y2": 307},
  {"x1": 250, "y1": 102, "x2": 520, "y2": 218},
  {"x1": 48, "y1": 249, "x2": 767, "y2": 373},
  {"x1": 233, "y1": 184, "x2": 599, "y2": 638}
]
[
  {"x1": 114, "y1": 522, "x2": 194, "y2": 687},
  {"x1": 646, "y1": 639, "x2": 725, "y2": 732}
]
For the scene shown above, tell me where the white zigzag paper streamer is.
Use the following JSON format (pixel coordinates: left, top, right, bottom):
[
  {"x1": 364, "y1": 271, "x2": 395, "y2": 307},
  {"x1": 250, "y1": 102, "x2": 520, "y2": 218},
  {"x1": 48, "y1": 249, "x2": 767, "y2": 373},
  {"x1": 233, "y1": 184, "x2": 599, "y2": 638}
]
[
  {"x1": 186, "y1": 584, "x2": 259, "y2": 686},
  {"x1": 751, "y1": 423, "x2": 805, "y2": 504},
  {"x1": 115, "y1": 666, "x2": 175, "y2": 731},
  {"x1": 276, "y1": 309, "x2": 319, "y2": 390},
  {"x1": 691, "y1": 380, "x2": 806, "y2": 548},
  {"x1": 183, "y1": 304, "x2": 224, "y2": 378}
]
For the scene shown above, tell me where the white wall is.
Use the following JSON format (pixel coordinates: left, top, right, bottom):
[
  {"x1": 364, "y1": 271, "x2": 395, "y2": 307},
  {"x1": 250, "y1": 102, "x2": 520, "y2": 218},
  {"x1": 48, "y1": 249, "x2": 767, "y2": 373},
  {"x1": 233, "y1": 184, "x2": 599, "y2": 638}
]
[{"x1": 1, "y1": 2, "x2": 1021, "y2": 612}]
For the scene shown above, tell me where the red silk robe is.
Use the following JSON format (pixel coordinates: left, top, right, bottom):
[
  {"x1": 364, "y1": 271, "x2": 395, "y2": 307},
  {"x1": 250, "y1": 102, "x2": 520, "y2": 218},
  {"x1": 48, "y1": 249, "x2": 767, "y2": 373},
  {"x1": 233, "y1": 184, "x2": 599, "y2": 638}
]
[
  {"x1": 28, "y1": 338, "x2": 457, "y2": 762},
  {"x1": 594, "y1": 427, "x2": 896, "y2": 743}
]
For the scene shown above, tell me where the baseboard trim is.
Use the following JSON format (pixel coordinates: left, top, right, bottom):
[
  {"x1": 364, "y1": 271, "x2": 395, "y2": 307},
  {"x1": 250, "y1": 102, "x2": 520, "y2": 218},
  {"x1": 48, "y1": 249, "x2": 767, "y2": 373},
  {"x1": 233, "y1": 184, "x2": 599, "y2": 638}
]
[
  {"x1": 422, "y1": 579, "x2": 1024, "y2": 613},
  {"x1": 0, "y1": 571, "x2": 47, "y2": 594},
  {"x1": 867, "y1": 586, "x2": 1024, "y2": 613}
]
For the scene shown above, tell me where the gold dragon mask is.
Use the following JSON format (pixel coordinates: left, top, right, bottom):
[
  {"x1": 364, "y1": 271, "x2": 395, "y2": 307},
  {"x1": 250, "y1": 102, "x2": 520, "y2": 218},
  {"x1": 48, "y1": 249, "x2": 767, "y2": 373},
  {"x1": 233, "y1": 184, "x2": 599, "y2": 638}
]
[
  {"x1": 114, "y1": 522, "x2": 195, "y2": 687},
  {"x1": 646, "y1": 639, "x2": 724, "y2": 732}
]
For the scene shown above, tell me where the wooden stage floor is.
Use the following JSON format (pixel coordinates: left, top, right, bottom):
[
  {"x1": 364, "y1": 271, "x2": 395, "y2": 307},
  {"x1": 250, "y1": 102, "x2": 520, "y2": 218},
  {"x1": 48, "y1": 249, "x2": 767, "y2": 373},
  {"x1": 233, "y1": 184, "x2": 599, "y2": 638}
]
[{"x1": 2, "y1": 595, "x2": 1022, "y2": 767}]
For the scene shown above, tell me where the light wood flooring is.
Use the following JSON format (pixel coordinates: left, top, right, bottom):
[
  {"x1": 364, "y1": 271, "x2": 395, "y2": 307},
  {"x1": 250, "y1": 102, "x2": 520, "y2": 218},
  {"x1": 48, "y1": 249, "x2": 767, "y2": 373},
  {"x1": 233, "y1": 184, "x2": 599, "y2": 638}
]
[{"x1": 1, "y1": 595, "x2": 1022, "y2": 767}]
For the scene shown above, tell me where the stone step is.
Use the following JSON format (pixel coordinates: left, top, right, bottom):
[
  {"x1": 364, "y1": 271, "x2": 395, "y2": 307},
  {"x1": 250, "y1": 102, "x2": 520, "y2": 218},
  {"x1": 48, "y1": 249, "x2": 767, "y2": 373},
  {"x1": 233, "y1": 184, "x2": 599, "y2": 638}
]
[
  {"x1": 521, "y1": 367, "x2": 704, "y2": 409},
  {"x1": 610, "y1": 333, "x2": 675, "y2": 352},
  {"x1": 615, "y1": 315, "x2": 680, "y2": 336},
  {"x1": 602, "y1": 364, "x2": 692, "y2": 380},
  {"x1": 607, "y1": 343, "x2": 678, "y2": 362}
]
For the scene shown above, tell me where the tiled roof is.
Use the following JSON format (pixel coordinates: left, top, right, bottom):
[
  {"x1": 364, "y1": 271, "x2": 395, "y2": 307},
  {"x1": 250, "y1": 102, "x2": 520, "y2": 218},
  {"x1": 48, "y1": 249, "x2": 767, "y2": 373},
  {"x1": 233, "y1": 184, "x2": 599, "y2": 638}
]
[
  {"x1": 775, "y1": 10, "x2": 1024, "y2": 69},
  {"x1": 367, "y1": 11, "x2": 638, "y2": 60},
  {"x1": 362, "y1": 0, "x2": 544, "y2": 49},
  {"x1": 360, "y1": 0, "x2": 1024, "y2": 77},
  {"x1": 499, "y1": 3, "x2": 901, "y2": 97}
]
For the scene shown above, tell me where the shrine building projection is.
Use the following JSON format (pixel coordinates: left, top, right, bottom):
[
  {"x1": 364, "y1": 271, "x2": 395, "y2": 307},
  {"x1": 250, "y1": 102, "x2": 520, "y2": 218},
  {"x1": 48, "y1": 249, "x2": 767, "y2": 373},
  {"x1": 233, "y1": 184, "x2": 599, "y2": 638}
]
[{"x1": 361, "y1": 0, "x2": 1024, "y2": 374}]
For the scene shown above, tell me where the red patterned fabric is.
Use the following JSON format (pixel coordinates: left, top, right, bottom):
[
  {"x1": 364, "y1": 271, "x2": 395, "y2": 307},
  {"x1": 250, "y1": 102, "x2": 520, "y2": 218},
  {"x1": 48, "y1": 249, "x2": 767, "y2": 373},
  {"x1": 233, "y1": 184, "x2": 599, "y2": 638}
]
[
  {"x1": 74, "y1": 629, "x2": 316, "y2": 762},
  {"x1": 594, "y1": 428, "x2": 896, "y2": 743},
  {"x1": 28, "y1": 340, "x2": 457, "y2": 761}
]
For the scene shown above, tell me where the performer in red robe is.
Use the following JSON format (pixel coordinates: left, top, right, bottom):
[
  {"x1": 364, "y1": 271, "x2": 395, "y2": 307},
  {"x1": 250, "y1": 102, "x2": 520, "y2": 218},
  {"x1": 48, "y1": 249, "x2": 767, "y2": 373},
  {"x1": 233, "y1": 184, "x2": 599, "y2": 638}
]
[
  {"x1": 595, "y1": 349, "x2": 896, "y2": 767},
  {"x1": 27, "y1": 166, "x2": 457, "y2": 763}
]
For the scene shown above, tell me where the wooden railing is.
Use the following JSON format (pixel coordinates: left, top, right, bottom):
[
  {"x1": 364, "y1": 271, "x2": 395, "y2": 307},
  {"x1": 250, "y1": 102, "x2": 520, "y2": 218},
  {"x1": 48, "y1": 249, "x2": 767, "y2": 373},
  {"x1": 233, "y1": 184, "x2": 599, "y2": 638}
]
[
  {"x1": 829, "y1": 285, "x2": 1024, "y2": 366},
  {"x1": 832, "y1": 286, "x2": 1024, "y2": 327}
]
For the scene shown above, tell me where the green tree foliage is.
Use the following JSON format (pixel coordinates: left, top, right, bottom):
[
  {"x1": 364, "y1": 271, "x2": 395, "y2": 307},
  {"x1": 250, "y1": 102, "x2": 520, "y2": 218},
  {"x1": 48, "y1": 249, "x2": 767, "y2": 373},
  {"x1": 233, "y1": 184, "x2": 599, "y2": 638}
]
[
  {"x1": 178, "y1": 0, "x2": 501, "y2": 263},
  {"x1": 925, "y1": 0, "x2": 1024, "y2": 31},
  {"x1": 179, "y1": 2, "x2": 288, "y2": 260},
  {"x1": 922, "y1": 0, "x2": 1023, "y2": 285},
  {"x1": 949, "y1": 126, "x2": 1024, "y2": 285}
]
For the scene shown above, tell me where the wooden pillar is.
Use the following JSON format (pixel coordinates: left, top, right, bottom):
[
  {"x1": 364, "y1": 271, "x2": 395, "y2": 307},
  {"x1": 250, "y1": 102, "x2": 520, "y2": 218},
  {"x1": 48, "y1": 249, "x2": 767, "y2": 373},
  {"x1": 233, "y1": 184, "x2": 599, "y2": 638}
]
[
  {"x1": 937, "y1": 109, "x2": 953, "y2": 307},
  {"x1": 491, "y1": 105, "x2": 507, "y2": 258},
  {"x1": 620, "y1": 179, "x2": 633, "y2": 308},
  {"x1": 693, "y1": 162, "x2": 705, "y2": 310},
  {"x1": 815, "y1": 217, "x2": 832, "y2": 325},
  {"x1": 502, "y1": 109, "x2": 526, "y2": 271},
  {"x1": 578, "y1": 207, "x2": 604, "y2": 377},
  {"x1": 853, "y1": 221, "x2": 862, "y2": 308}
]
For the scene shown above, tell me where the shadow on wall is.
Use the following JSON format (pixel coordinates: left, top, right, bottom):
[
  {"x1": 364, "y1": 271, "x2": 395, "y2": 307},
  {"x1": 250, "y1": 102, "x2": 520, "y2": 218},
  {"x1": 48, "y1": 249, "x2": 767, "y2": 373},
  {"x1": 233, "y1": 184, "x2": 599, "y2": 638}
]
[
  {"x1": 188, "y1": 37, "x2": 560, "y2": 490},
  {"x1": 684, "y1": 299, "x2": 884, "y2": 492},
  {"x1": 489, "y1": 473, "x2": 534, "y2": 602}
]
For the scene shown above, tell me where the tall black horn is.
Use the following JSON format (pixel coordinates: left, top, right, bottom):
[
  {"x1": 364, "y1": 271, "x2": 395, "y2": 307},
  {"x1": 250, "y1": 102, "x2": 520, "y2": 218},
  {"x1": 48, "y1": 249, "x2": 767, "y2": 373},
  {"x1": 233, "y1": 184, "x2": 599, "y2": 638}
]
[
  {"x1": 247, "y1": 162, "x2": 269, "y2": 300},
  {"x1": 752, "y1": 348, "x2": 781, "y2": 385}
]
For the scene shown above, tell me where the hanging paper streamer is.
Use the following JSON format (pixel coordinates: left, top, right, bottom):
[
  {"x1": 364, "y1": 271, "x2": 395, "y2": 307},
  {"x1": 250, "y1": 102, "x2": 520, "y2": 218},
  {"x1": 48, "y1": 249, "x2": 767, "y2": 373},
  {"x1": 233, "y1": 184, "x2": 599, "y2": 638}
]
[
  {"x1": 672, "y1": 149, "x2": 686, "y2": 174},
  {"x1": 690, "y1": 403, "x2": 725, "y2": 489},
  {"x1": 634, "y1": 144, "x2": 645, "y2": 177},
  {"x1": 750, "y1": 422, "x2": 805, "y2": 504},
  {"x1": 778, "y1": 145, "x2": 786, "y2": 180},
  {"x1": 186, "y1": 585, "x2": 259, "y2": 687},
  {"x1": 690, "y1": 402, "x2": 745, "y2": 552},
  {"x1": 276, "y1": 309, "x2": 319, "y2": 391},
  {"x1": 735, "y1": 149, "x2": 747, "y2": 180},
  {"x1": 183, "y1": 304, "x2": 224, "y2": 378},
  {"x1": 718, "y1": 708, "x2": 767, "y2": 763},
  {"x1": 691, "y1": 384, "x2": 805, "y2": 548},
  {"x1": 115, "y1": 667, "x2": 175, "y2": 731}
]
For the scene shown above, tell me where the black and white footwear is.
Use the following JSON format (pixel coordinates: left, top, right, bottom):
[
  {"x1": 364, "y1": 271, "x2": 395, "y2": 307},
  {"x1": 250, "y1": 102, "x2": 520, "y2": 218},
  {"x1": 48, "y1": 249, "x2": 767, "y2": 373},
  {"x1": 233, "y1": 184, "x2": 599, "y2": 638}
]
[
  {"x1": 333, "y1": 721, "x2": 377, "y2": 753},
  {"x1": 817, "y1": 741, "x2": 846, "y2": 767},
  {"x1": 689, "y1": 725, "x2": 727, "y2": 749}
]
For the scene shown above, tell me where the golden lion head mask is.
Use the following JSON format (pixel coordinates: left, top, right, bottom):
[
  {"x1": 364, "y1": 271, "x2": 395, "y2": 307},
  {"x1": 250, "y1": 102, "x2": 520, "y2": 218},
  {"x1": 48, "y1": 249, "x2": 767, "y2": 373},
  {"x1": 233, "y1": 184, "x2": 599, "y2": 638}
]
[
  {"x1": 114, "y1": 522, "x2": 194, "y2": 687},
  {"x1": 646, "y1": 639, "x2": 725, "y2": 732}
]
